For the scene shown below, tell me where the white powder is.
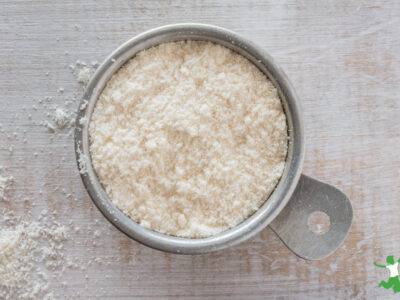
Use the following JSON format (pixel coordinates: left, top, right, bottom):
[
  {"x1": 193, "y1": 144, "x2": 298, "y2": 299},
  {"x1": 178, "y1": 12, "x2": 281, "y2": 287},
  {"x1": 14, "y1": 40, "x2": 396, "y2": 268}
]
[
  {"x1": 71, "y1": 60, "x2": 97, "y2": 87},
  {"x1": 89, "y1": 41, "x2": 288, "y2": 238},
  {"x1": 0, "y1": 174, "x2": 13, "y2": 200},
  {"x1": 80, "y1": 99, "x2": 88, "y2": 111},
  {"x1": 45, "y1": 121, "x2": 56, "y2": 133},
  {"x1": 79, "y1": 116, "x2": 88, "y2": 126},
  {"x1": 77, "y1": 67, "x2": 91, "y2": 84},
  {"x1": 0, "y1": 221, "x2": 68, "y2": 300},
  {"x1": 53, "y1": 108, "x2": 68, "y2": 128},
  {"x1": 76, "y1": 144, "x2": 88, "y2": 174}
]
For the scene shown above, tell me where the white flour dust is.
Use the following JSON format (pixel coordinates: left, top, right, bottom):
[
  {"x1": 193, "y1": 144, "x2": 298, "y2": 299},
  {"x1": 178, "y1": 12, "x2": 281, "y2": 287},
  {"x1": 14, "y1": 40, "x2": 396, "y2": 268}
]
[{"x1": 0, "y1": 174, "x2": 13, "y2": 201}]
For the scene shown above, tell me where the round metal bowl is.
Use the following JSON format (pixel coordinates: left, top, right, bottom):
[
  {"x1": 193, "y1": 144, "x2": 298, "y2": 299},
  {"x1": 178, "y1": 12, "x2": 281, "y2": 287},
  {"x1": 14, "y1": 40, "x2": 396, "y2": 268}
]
[{"x1": 75, "y1": 23, "x2": 305, "y2": 254}]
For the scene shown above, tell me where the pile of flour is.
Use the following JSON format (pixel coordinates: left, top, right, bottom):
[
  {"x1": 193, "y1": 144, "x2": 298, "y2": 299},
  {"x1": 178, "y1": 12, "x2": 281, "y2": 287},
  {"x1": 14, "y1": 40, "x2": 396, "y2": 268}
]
[
  {"x1": 0, "y1": 221, "x2": 68, "y2": 300},
  {"x1": 89, "y1": 41, "x2": 287, "y2": 238}
]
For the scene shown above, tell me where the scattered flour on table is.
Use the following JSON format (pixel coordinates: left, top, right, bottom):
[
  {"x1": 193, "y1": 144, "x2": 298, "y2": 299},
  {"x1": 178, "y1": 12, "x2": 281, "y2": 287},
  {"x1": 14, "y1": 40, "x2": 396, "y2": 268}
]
[
  {"x1": 53, "y1": 108, "x2": 69, "y2": 128},
  {"x1": 89, "y1": 41, "x2": 288, "y2": 238},
  {"x1": 30, "y1": 60, "x2": 97, "y2": 136},
  {"x1": 0, "y1": 174, "x2": 13, "y2": 201},
  {"x1": 77, "y1": 67, "x2": 91, "y2": 84},
  {"x1": 0, "y1": 51, "x2": 110, "y2": 298},
  {"x1": 72, "y1": 60, "x2": 94, "y2": 85},
  {"x1": 0, "y1": 221, "x2": 68, "y2": 300}
]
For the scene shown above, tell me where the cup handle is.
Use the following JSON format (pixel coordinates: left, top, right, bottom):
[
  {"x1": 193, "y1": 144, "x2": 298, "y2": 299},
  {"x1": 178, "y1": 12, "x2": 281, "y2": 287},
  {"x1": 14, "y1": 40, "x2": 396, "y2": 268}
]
[{"x1": 269, "y1": 174, "x2": 353, "y2": 260}]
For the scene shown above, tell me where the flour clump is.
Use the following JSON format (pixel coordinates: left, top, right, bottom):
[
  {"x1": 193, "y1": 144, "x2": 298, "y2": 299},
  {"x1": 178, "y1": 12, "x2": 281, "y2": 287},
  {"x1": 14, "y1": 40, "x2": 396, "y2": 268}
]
[{"x1": 0, "y1": 174, "x2": 13, "y2": 201}]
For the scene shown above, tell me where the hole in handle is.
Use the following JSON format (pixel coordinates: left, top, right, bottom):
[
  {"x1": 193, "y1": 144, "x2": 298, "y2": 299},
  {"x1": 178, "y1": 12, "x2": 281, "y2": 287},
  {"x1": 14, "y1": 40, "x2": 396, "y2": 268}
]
[{"x1": 307, "y1": 211, "x2": 330, "y2": 235}]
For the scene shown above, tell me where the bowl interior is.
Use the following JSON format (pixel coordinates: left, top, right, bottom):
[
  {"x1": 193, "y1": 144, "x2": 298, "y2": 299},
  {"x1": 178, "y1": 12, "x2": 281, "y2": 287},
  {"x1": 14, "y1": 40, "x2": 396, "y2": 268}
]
[{"x1": 74, "y1": 23, "x2": 304, "y2": 254}]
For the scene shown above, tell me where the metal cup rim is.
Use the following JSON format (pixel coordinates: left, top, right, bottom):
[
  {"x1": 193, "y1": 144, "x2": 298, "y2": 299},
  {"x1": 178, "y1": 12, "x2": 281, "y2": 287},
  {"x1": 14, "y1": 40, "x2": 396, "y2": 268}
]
[{"x1": 74, "y1": 23, "x2": 305, "y2": 254}]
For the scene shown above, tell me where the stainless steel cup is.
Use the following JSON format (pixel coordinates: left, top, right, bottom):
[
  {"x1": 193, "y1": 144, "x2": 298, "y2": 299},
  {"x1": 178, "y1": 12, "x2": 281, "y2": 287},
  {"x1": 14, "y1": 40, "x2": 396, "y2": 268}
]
[{"x1": 75, "y1": 23, "x2": 353, "y2": 260}]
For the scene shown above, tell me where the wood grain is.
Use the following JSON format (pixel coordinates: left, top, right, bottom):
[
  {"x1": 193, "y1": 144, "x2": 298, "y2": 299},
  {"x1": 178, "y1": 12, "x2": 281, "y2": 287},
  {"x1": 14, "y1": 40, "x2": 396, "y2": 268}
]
[{"x1": 0, "y1": 0, "x2": 399, "y2": 299}]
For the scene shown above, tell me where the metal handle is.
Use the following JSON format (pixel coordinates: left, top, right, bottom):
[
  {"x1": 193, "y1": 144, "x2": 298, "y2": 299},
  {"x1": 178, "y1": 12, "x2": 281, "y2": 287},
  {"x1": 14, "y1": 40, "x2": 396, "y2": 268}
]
[{"x1": 269, "y1": 174, "x2": 353, "y2": 260}]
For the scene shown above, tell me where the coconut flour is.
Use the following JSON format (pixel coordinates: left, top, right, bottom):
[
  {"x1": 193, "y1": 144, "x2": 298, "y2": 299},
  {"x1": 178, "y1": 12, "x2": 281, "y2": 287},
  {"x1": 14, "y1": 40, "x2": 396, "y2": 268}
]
[
  {"x1": 0, "y1": 174, "x2": 13, "y2": 201},
  {"x1": 0, "y1": 221, "x2": 68, "y2": 300},
  {"x1": 89, "y1": 41, "x2": 288, "y2": 238}
]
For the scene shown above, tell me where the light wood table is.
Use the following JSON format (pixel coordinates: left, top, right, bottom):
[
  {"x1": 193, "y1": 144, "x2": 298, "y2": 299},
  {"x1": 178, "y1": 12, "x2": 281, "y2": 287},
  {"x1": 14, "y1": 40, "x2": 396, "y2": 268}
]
[{"x1": 1, "y1": 1, "x2": 399, "y2": 299}]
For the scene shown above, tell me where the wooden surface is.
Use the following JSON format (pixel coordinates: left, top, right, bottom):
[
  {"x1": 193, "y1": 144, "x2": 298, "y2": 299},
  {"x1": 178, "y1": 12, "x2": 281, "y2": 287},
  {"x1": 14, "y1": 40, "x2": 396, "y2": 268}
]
[{"x1": 1, "y1": 0, "x2": 399, "y2": 299}]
